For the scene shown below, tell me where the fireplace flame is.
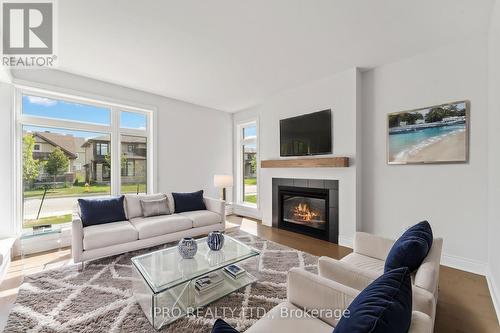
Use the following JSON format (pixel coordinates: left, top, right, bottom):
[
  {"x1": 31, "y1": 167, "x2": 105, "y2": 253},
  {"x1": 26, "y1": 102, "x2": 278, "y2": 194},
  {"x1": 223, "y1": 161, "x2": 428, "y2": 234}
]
[{"x1": 293, "y1": 202, "x2": 320, "y2": 222}]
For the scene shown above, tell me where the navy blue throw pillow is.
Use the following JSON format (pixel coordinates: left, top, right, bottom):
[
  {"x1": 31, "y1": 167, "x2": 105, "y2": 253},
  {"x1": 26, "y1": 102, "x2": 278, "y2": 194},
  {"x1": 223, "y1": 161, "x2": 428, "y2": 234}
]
[
  {"x1": 172, "y1": 190, "x2": 206, "y2": 213},
  {"x1": 211, "y1": 319, "x2": 239, "y2": 333},
  {"x1": 384, "y1": 221, "x2": 433, "y2": 273},
  {"x1": 78, "y1": 196, "x2": 126, "y2": 227},
  {"x1": 334, "y1": 267, "x2": 412, "y2": 333}
]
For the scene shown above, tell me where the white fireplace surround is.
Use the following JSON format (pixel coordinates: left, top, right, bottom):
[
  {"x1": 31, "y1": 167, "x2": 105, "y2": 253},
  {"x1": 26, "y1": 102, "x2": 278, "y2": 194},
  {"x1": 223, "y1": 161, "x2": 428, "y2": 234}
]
[{"x1": 232, "y1": 68, "x2": 360, "y2": 247}]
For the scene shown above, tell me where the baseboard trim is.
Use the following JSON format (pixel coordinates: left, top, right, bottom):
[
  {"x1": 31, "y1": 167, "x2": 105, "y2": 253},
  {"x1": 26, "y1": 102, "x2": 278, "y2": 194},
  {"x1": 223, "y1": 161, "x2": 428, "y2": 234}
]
[
  {"x1": 441, "y1": 253, "x2": 487, "y2": 275},
  {"x1": 339, "y1": 235, "x2": 353, "y2": 248},
  {"x1": 486, "y1": 267, "x2": 500, "y2": 325}
]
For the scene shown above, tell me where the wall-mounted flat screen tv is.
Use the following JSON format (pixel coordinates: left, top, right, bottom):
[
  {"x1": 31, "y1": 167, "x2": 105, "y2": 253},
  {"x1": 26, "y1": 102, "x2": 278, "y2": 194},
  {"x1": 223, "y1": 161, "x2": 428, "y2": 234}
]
[{"x1": 280, "y1": 109, "x2": 332, "y2": 156}]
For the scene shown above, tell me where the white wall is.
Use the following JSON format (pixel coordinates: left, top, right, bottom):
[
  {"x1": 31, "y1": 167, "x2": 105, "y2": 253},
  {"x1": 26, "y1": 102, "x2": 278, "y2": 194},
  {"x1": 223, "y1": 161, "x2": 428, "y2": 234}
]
[
  {"x1": 0, "y1": 83, "x2": 14, "y2": 237},
  {"x1": 233, "y1": 68, "x2": 360, "y2": 246},
  {"x1": 361, "y1": 38, "x2": 489, "y2": 272},
  {"x1": 488, "y1": 0, "x2": 500, "y2": 321},
  {"x1": 3, "y1": 69, "x2": 232, "y2": 237}
]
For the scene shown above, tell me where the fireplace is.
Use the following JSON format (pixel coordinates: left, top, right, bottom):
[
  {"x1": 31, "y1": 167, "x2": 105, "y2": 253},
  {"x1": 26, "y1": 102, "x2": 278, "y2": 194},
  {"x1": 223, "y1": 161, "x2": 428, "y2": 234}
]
[
  {"x1": 279, "y1": 186, "x2": 329, "y2": 239},
  {"x1": 273, "y1": 178, "x2": 338, "y2": 243}
]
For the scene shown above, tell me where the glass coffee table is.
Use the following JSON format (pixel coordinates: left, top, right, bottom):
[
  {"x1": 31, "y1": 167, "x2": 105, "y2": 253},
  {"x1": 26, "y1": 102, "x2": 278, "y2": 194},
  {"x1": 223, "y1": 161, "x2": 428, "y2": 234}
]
[{"x1": 131, "y1": 235, "x2": 260, "y2": 329}]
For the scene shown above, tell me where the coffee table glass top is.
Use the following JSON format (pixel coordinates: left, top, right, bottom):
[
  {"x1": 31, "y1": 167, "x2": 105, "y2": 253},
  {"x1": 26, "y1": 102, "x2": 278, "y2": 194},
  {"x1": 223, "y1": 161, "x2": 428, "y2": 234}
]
[{"x1": 131, "y1": 235, "x2": 259, "y2": 293}]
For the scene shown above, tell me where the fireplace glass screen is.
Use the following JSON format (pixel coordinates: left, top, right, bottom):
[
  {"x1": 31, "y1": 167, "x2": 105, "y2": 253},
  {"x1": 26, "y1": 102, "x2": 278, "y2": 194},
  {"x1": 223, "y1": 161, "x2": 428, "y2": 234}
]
[{"x1": 282, "y1": 195, "x2": 326, "y2": 230}]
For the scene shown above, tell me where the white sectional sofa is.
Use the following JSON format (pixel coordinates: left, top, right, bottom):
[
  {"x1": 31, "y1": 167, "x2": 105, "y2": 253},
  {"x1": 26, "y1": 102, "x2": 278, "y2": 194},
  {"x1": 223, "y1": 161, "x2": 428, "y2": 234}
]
[
  {"x1": 245, "y1": 267, "x2": 433, "y2": 333},
  {"x1": 72, "y1": 193, "x2": 225, "y2": 264}
]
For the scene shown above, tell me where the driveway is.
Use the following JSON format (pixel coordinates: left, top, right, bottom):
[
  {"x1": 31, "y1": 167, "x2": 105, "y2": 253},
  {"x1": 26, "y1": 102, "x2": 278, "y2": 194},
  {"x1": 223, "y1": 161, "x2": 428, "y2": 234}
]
[
  {"x1": 23, "y1": 194, "x2": 106, "y2": 220},
  {"x1": 244, "y1": 184, "x2": 257, "y2": 195}
]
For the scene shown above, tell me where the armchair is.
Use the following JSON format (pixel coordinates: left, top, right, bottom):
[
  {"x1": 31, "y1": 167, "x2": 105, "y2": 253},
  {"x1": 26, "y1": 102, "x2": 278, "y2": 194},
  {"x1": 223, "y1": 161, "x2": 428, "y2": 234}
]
[
  {"x1": 244, "y1": 268, "x2": 433, "y2": 333},
  {"x1": 317, "y1": 231, "x2": 443, "y2": 326}
]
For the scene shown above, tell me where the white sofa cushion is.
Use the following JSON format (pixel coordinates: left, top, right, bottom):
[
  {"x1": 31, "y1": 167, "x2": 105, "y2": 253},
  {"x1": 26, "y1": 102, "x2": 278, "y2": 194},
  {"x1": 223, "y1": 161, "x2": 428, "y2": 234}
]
[
  {"x1": 83, "y1": 221, "x2": 138, "y2": 251},
  {"x1": 341, "y1": 252, "x2": 385, "y2": 276},
  {"x1": 246, "y1": 302, "x2": 333, "y2": 333},
  {"x1": 179, "y1": 210, "x2": 222, "y2": 228},
  {"x1": 130, "y1": 214, "x2": 192, "y2": 239},
  {"x1": 124, "y1": 193, "x2": 167, "y2": 219}
]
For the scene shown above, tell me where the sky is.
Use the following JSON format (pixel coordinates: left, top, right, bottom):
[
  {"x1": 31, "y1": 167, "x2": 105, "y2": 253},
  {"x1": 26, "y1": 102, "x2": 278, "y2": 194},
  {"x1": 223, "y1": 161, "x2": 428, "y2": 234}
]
[
  {"x1": 244, "y1": 125, "x2": 256, "y2": 138},
  {"x1": 22, "y1": 95, "x2": 147, "y2": 137}
]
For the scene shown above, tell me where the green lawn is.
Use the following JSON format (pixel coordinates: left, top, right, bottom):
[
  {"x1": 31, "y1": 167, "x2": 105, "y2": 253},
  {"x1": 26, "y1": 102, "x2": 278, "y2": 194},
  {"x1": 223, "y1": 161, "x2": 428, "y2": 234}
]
[
  {"x1": 244, "y1": 194, "x2": 257, "y2": 204},
  {"x1": 244, "y1": 178, "x2": 257, "y2": 185},
  {"x1": 121, "y1": 183, "x2": 147, "y2": 194},
  {"x1": 23, "y1": 183, "x2": 147, "y2": 229},
  {"x1": 24, "y1": 213, "x2": 72, "y2": 228},
  {"x1": 24, "y1": 183, "x2": 147, "y2": 198}
]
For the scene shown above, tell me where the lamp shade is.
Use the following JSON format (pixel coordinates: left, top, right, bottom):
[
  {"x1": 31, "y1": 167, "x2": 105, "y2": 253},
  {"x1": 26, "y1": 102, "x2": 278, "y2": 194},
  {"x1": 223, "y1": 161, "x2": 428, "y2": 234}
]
[{"x1": 214, "y1": 174, "x2": 233, "y2": 188}]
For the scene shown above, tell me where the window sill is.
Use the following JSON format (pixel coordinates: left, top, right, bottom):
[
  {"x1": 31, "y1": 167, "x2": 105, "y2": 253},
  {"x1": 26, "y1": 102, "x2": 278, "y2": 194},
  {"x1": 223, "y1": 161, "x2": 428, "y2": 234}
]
[
  {"x1": 232, "y1": 203, "x2": 261, "y2": 220},
  {"x1": 235, "y1": 202, "x2": 258, "y2": 209}
]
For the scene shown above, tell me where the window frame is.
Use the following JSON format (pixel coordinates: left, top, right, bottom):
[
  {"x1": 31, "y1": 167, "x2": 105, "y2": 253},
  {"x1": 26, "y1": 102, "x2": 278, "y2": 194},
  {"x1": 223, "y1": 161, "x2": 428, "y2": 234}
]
[
  {"x1": 14, "y1": 86, "x2": 156, "y2": 233},
  {"x1": 236, "y1": 120, "x2": 259, "y2": 207}
]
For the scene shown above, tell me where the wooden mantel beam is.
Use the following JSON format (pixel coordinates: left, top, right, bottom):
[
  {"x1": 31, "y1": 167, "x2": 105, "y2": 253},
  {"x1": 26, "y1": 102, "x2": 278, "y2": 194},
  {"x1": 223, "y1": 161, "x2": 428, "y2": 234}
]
[{"x1": 261, "y1": 157, "x2": 349, "y2": 168}]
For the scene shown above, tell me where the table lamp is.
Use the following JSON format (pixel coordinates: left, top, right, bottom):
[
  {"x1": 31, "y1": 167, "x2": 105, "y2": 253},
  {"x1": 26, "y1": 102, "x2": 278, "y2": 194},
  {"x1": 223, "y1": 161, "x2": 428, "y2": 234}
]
[{"x1": 214, "y1": 174, "x2": 233, "y2": 201}]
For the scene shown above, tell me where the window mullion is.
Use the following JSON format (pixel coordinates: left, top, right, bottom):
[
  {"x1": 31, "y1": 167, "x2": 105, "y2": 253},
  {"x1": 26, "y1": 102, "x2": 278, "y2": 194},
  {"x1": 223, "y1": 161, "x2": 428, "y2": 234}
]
[
  {"x1": 111, "y1": 108, "x2": 121, "y2": 196},
  {"x1": 19, "y1": 115, "x2": 112, "y2": 134},
  {"x1": 146, "y1": 112, "x2": 153, "y2": 194}
]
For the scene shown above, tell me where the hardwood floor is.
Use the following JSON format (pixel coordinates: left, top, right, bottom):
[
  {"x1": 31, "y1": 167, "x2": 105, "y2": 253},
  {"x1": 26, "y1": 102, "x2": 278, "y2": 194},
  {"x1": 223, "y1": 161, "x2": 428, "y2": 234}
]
[{"x1": 0, "y1": 215, "x2": 498, "y2": 332}]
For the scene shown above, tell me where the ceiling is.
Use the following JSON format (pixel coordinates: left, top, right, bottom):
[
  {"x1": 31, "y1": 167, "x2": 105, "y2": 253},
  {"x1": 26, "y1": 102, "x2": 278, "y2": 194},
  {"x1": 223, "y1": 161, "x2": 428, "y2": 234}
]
[{"x1": 52, "y1": 0, "x2": 493, "y2": 112}]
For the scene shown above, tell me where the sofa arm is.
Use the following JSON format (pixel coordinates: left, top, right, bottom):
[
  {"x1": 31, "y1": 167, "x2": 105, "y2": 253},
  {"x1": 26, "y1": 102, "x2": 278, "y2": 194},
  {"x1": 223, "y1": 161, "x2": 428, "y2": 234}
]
[
  {"x1": 412, "y1": 287, "x2": 436, "y2": 319},
  {"x1": 72, "y1": 213, "x2": 84, "y2": 264},
  {"x1": 318, "y1": 256, "x2": 380, "y2": 291},
  {"x1": 415, "y1": 238, "x2": 442, "y2": 296},
  {"x1": 287, "y1": 267, "x2": 359, "y2": 327},
  {"x1": 354, "y1": 232, "x2": 395, "y2": 261},
  {"x1": 204, "y1": 197, "x2": 225, "y2": 226},
  {"x1": 408, "y1": 311, "x2": 433, "y2": 333}
]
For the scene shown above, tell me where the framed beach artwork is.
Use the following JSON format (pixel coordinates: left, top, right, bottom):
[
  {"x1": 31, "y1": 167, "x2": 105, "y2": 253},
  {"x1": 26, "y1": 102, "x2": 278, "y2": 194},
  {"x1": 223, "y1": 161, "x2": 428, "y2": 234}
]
[{"x1": 387, "y1": 101, "x2": 469, "y2": 164}]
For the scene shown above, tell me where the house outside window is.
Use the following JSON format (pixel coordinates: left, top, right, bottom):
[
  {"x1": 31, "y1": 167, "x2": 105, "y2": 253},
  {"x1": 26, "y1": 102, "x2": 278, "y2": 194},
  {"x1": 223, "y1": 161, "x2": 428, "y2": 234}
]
[
  {"x1": 95, "y1": 142, "x2": 109, "y2": 156},
  {"x1": 121, "y1": 161, "x2": 135, "y2": 177},
  {"x1": 120, "y1": 134, "x2": 147, "y2": 193}
]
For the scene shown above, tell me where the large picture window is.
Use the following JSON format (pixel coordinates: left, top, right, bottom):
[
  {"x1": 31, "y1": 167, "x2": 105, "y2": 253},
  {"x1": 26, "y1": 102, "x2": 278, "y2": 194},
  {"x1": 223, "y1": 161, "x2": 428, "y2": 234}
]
[
  {"x1": 237, "y1": 121, "x2": 258, "y2": 206},
  {"x1": 18, "y1": 92, "x2": 153, "y2": 231}
]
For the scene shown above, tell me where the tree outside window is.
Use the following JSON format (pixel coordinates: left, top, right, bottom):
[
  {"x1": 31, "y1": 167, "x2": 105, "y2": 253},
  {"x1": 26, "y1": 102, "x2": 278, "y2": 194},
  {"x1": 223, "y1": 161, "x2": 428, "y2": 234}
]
[
  {"x1": 23, "y1": 134, "x2": 40, "y2": 186},
  {"x1": 45, "y1": 147, "x2": 69, "y2": 183}
]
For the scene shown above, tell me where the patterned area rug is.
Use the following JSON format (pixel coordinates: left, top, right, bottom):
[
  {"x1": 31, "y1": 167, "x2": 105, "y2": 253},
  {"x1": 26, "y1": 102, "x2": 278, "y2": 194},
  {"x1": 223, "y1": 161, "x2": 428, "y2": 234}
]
[{"x1": 5, "y1": 230, "x2": 319, "y2": 332}]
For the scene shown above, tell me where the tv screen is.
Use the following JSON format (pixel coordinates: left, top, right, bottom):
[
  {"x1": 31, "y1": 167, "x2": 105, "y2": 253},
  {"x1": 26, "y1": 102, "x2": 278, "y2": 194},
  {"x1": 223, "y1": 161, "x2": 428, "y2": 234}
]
[{"x1": 280, "y1": 109, "x2": 332, "y2": 156}]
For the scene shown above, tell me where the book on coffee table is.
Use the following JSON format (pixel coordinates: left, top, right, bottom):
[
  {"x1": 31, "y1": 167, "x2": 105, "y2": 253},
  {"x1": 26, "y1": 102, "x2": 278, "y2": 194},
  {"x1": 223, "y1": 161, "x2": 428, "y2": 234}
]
[
  {"x1": 194, "y1": 272, "x2": 224, "y2": 294},
  {"x1": 223, "y1": 264, "x2": 246, "y2": 280}
]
